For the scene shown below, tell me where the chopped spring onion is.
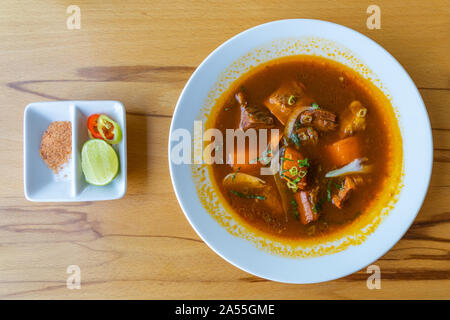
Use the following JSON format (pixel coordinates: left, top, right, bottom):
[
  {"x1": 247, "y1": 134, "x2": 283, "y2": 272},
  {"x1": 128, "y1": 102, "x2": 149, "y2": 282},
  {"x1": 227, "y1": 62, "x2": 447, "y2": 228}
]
[
  {"x1": 284, "y1": 106, "x2": 314, "y2": 142},
  {"x1": 311, "y1": 102, "x2": 320, "y2": 109},
  {"x1": 306, "y1": 127, "x2": 317, "y2": 139},
  {"x1": 286, "y1": 180, "x2": 298, "y2": 192},
  {"x1": 297, "y1": 158, "x2": 310, "y2": 167},
  {"x1": 298, "y1": 170, "x2": 307, "y2": 178},
  {"x1": 288, "y1": 95, "x2": 296, "y2": 105},
  {"x1": 289, "y1": 166, "x2": 298, "y2": 176},
  {"x1": 298, "y1": 131, "x2": 308, "y2": 140},
  {"x1": 301, "y1": 114, "x2": 313, "y2": 124},
  {"x1": 357, "y1": 108, "x2": 367, "y2": 118}
]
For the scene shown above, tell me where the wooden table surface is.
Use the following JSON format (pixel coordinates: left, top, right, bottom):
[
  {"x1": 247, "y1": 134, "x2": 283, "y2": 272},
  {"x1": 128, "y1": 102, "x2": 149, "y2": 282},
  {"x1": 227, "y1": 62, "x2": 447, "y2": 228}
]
[{"x1": 0, "y1": 0, "x2": 449, "y2": 299}]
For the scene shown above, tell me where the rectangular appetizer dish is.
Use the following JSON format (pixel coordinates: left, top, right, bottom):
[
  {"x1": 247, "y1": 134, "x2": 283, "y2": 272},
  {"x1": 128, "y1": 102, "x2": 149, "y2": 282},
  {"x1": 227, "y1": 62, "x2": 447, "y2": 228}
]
[{"x1": 23, "y1": 100, "x2": 127, "y2": 202}]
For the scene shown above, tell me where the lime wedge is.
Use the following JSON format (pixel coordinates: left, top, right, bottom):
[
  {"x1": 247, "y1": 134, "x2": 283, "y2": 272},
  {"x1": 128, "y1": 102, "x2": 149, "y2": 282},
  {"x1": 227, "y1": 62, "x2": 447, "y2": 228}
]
[{"x1": 81, "y1": 139, "x2": 119, "y2": 186}]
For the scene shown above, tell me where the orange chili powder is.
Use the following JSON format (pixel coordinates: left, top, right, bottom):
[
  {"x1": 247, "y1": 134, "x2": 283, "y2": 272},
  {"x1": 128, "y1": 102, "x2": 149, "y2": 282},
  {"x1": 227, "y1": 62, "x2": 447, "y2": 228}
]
[{"x1": 39, "y1": 121, "x2": 72, "y2": 173}]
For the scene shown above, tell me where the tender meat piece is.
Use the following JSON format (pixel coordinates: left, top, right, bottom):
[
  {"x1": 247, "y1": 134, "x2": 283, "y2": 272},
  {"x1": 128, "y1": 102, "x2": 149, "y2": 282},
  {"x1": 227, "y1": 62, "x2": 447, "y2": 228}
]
[
  {"x1": 294, "y1": 186, "x2": 320, "y2": 225},
  {"x1": 236, "y1": 91, "x2": 275, "y2": 130},
  {"x1": 294, "y1": 126, "x2": 319, "y2": 146},
  {"x1": 340, "y1": 100, "x2": 367, "y2": 137},
  {"x1": 332, "y1": 175, "x2": 364, "y2": 209},
  {"x1": 264, "y1": 81, "x2": 315, "y2": 125},
  {"x1": 299, "y1": 109, "x2": 337, "y2": 132}
]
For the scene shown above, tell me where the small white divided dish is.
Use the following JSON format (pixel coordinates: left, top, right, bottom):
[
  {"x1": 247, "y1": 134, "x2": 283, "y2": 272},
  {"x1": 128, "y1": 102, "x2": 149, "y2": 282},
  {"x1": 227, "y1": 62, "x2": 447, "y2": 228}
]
[{"x1": 24, "y1": 101, "x2": 127, "y2": 202}]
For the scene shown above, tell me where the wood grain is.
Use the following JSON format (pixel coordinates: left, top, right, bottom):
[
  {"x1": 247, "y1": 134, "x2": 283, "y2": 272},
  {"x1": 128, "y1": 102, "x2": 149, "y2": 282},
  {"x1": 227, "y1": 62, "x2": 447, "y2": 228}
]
[{"x1": 0, "y1": 0, "x2": 449, "y2": 299}]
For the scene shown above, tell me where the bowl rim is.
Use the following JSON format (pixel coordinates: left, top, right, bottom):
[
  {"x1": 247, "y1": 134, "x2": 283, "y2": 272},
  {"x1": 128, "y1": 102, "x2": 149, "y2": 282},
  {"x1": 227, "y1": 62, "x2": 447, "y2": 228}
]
[{"x1": 168, "y1": 19, "x2": 433, "y2": 283}]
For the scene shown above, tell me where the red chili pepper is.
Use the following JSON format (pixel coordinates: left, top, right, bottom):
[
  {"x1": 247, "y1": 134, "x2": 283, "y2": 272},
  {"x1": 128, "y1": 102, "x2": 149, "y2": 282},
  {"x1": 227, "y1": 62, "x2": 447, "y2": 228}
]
[
  {"x1": 87, "y1": 114, "x2": 103, "y2": 139},
  {"x1": 97, "y1": 115, "x2": 122, "y2": 144}
]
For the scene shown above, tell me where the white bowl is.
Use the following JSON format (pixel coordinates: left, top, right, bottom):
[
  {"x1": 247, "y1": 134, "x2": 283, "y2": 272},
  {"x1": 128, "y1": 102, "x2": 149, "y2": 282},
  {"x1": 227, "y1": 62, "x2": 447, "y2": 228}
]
[
  {"x1": 168, "y1": 19, "x2": 432, "y2": 283},
  {"x1": 24, "y1": 100, "x2": 127, "y2": 202}
]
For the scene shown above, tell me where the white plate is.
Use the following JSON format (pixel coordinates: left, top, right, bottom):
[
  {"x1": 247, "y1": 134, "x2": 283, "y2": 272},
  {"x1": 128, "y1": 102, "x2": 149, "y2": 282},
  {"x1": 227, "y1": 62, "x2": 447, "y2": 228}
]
[
  {"x1": 168, "y1": 19, "x2": 433, "y2": 283},
  {"x1": 24, "y1": 100, "x2": 127, "y2": 202}
]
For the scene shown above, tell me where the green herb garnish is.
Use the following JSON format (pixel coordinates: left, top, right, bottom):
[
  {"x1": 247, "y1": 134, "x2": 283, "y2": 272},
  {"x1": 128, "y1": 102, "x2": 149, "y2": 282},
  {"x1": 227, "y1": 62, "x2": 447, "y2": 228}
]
[
  {"x1": 334, "y1": 182, "x2": 343, "y2": 190},
  {"x1": 261, "y1": 147, "x2": 272, "y2": 164},
  {"x1": 291, "y1": 199, "x2": 299, "y2": 220},
  {"x1": 249, "y1": 146, "x2": 272, "y2": 164},
  {"x1": 291, "y1": 133, "x2": 301, "y2": 148},
  {"x1": 230, "y1": 189, "x2": 266, "y2": 200},
  {"x1": 252, "y1": 195, "x2": 267, "y2": 200},
  {"x1": 327, "y1": 180, "x2": 332, "y2": 202},
  {"x1": 291, "y1": 199, "x2": 298, "y2": 208},
  {"x1": 230, "y1": 190, "x2": 245, "y2": 198},
  {"x1": 297, "y1": 158, "x2": 310, "y2": 167},
  {"x1": 313, "y1": 198, "x2": 326, "y2": 213},
  {"x1": 231, "y1": 167, "x2": 240, "y2": 181},
  {"x1": 311, "y1": 102, "x2": 320, "y2": 109}
]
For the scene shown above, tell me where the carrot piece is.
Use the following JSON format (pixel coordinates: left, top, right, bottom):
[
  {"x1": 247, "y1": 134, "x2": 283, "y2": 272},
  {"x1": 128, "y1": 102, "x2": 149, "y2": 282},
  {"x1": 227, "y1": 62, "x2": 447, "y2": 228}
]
[
  {"x1": 294, "y1": 191, "x2": 318, "y2": 225},
  {"x1": 327, "y1": 136, "x2": 362, "y2": 167},
  {"x1": 282, "y1": 147, "x2": 308, "y2": 190}
]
